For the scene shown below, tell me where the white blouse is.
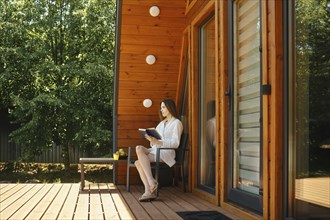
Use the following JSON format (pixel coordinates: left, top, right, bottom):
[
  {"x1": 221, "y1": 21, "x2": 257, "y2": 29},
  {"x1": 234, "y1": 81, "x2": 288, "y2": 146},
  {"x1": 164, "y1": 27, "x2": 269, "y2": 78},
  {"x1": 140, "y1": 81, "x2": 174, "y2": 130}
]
[{"x1": 148, "y1": 117, "x2": 183, "y2": 167}]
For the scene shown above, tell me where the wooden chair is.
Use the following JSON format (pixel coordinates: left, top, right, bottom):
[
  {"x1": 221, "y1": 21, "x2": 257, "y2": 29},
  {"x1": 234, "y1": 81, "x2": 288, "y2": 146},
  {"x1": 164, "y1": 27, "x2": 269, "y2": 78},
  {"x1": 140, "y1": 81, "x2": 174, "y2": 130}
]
[{"x1": 126, "y1": 133, "x2": 188, "y2": 196}]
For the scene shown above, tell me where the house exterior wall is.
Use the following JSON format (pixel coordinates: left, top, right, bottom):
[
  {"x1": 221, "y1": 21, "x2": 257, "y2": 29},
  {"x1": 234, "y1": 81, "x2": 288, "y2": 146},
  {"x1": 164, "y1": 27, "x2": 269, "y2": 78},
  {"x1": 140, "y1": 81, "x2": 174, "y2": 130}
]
[{"x1": 115, "y1": 0, "x2": 329, "y2": 219}]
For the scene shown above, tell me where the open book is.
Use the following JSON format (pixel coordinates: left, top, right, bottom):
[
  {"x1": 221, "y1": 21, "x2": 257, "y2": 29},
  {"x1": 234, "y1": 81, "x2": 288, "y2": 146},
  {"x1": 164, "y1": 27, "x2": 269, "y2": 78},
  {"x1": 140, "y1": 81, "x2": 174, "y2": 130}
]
[{"x1": 138, "y1": 128, "x2": 162, "y2": 140}]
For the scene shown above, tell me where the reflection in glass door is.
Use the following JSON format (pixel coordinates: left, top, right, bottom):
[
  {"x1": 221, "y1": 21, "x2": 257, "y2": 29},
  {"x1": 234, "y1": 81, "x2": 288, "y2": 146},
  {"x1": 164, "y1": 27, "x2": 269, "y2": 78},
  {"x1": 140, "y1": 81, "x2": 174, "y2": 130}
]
[
  {"x1": 198, "y1": 15, "x2": 216, "y2": 193},
  {"x1": 287, "y1": 0, "x2": 330, "y2": 219}
]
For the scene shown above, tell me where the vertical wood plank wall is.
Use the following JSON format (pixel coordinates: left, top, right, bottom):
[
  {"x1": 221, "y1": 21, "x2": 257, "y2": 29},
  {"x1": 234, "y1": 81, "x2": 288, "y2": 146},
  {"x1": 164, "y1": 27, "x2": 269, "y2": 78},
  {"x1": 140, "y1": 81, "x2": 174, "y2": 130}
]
[{"x1": 116, "y1": 0, "x2": 186, "y2": 184}]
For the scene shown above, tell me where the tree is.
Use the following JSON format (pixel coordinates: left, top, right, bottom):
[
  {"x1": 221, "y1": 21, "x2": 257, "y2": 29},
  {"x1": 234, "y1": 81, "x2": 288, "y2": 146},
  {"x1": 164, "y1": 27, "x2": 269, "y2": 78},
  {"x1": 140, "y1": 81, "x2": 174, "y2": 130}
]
[{"x1": 0, "y1": 0, "x2": 116, "y2": 170}]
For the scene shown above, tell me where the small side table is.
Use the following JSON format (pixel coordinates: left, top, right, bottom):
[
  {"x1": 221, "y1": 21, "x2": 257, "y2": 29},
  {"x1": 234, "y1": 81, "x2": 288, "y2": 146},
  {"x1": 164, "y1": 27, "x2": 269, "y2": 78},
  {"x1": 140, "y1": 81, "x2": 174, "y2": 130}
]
[{"x1": 79, "y1": 157, "x2": 127, "y2": 190}]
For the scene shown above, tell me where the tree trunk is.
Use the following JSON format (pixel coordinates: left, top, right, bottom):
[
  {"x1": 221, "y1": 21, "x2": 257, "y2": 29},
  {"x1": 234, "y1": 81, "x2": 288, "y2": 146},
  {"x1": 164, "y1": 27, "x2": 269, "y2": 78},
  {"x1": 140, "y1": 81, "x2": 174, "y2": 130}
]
[{"x1": 62, "y1": 144, "x2": 70, "y2": 172}]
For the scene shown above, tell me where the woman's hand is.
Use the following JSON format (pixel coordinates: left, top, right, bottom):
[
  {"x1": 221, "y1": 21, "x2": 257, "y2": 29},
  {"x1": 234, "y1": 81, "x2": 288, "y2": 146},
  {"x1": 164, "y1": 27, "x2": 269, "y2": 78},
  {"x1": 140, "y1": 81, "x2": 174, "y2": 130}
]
[{"x1": 145, "y1": 134, "x2": 161, "y2": 146}]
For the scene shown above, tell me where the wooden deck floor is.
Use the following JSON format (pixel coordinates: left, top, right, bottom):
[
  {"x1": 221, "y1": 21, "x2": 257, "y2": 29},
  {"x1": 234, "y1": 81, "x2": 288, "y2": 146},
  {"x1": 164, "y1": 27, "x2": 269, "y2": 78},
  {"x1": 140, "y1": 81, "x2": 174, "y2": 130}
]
[{"x1": 0, "y1": 183, "x2": 238, "y2": 220}]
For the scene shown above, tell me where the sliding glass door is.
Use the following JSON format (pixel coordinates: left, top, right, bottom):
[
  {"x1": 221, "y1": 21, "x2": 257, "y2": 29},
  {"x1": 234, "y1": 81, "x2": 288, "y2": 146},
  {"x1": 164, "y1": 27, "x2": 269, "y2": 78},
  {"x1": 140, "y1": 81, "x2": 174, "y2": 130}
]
[
  {"x1": 227, "y1": 0, "x2": 263, "y2": 214},
  {"x1": 286, "y1": 0, "x2": 330, "y2": 218}
]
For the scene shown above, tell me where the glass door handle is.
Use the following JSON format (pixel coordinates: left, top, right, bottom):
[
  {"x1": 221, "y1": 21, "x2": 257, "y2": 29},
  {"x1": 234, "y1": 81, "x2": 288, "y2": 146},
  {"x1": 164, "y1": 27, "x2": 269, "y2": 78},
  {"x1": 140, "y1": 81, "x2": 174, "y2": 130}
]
[{"x1": 225, "y1": 85, "x2": 231, "y2": 110}]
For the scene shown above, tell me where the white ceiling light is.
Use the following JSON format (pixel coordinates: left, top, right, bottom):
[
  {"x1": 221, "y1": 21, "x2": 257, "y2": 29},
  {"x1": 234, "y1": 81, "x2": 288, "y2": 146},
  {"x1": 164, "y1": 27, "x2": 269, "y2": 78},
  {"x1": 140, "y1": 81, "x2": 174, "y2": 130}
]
[
  {"x1": 143, "y1": 99, "x2": 153, "y2": 108},
  {"x1": 146, "y1": 55, "x2": 156, "y2": 65},
  {"x1": 149, "y1": 6, "x2": 160, "y2": 17}
]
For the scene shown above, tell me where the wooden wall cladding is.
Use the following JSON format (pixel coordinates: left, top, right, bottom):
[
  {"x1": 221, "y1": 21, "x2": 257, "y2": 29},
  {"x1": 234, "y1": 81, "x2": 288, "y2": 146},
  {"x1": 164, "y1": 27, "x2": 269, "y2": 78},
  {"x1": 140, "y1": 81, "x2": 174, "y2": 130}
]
[{"x1": 116, "y1": 0, "x2": 186, "y2": 184}]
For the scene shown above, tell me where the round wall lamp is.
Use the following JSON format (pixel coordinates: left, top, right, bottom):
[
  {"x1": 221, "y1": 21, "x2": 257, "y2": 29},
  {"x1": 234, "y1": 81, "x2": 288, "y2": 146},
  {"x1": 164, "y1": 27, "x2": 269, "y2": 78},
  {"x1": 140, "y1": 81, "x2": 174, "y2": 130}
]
[
  {"x1": 149, "y1": 6, "x2": 160, "y2": 17},
  {"x1": 146, "y1": 55, "x2": 156, "y2": 65},
  {"x1": 143, "y1": 99, "x2": 153, "y2": 108}
]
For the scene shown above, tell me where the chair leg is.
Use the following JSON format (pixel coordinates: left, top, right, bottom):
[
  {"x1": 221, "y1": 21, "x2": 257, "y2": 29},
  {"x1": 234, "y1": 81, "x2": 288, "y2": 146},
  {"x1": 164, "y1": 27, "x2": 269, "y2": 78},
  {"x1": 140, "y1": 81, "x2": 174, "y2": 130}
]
[
  {"x1": 155, "y1": 167, "x2": 159, "y2": 196},
  {"x1": 126, "y1": 167, "x2": 130, "y2": 192},
  {"x1": 155, "y1": 150, "x2": 161, "y2": 197},
  {"x1": 181, "y1": 165, "x2": 186, "y2": 192},
  {"x1": 126, "y1": 148, "x2": 131, "y2": 192},
  {"x1": 173, "y1": 166, "x2": 178, "y2": 186}
]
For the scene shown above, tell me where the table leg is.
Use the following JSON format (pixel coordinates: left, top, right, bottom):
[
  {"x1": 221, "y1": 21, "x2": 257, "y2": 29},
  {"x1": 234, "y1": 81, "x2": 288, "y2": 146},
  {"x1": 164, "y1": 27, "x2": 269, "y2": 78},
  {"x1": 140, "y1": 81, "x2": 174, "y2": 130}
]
[
  {"x1": 113, "y1": 161, "x2": 116, "y2": 185},
  {"x1": 80, "y1": 162, "x2": 85, "y2": 190}
]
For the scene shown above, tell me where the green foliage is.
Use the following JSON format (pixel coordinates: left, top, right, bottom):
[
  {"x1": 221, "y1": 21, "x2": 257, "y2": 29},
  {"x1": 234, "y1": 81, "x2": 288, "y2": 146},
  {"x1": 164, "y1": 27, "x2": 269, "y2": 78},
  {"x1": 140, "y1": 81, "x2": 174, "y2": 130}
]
[
  {"x1": 0, "y1": 0, "x2": 116, "y2": 165},
  {"x1": 0, "y1": 162, "x2": 113, "y2": 183}
]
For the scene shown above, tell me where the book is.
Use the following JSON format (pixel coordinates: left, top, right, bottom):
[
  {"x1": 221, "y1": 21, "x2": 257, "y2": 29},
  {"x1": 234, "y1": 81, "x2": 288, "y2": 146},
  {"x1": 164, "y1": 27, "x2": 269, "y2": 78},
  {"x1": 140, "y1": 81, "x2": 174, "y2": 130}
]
[{"x1": 138, "y1": 128, "x2": 162, "y2": 140}]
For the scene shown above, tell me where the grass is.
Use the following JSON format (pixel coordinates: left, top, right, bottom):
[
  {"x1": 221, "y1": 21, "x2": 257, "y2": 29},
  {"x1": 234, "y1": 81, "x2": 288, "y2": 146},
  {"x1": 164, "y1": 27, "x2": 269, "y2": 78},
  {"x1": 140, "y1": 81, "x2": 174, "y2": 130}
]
[{"x1": 0, "y1": 162, "x2": 113, "y2": 184}]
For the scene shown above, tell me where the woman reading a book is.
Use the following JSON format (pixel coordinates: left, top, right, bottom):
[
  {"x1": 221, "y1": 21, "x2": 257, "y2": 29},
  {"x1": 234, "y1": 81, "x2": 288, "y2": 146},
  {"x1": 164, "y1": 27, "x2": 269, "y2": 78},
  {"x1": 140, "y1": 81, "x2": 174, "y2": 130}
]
[{"x1": 135, "y1": 99, "x2": 183, "y2": 202}]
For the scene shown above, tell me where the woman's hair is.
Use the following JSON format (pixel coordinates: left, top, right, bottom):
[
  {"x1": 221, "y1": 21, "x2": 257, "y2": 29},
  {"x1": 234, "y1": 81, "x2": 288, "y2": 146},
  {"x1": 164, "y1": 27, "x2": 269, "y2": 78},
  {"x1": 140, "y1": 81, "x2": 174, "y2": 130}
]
[{"x1": 159, "y1": 99, "x2": 180, "y2": 120}]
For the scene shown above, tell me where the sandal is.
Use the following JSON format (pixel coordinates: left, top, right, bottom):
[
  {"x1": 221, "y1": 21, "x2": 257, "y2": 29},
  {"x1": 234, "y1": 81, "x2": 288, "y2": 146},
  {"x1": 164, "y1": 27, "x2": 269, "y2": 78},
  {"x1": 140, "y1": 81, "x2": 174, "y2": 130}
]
[
  {"x1": 139, "y1": 193, "x2": 157, "y2": 202},
  {"x1": 150, "y1": 182, "x2": 158, "y2": 194}
]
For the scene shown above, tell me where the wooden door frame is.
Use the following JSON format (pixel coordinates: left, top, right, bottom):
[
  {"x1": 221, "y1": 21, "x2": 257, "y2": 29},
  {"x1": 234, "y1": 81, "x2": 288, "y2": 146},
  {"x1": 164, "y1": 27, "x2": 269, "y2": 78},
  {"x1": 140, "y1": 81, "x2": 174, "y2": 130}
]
[{"x1": 189, "y1": 0, "x2": 218, "y2": 204}]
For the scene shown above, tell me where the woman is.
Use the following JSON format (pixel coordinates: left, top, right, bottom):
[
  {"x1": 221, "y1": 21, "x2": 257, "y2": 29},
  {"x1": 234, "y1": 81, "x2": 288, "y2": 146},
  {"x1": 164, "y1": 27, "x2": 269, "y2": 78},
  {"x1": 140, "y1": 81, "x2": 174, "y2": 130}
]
[{"x1": 135, "y1": 99, "x2": 183, "y2": 202}]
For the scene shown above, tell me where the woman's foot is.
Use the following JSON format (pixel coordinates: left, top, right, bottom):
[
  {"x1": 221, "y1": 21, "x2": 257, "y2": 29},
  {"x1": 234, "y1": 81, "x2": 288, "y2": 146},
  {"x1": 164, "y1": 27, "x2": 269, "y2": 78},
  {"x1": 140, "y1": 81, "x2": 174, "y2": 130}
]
[
  {"x1": 150, "y1": 181, "x2": 158, "y2": 194},
  {"x1": 139, "y1": 193, "x2": 157, "y2": 202}
]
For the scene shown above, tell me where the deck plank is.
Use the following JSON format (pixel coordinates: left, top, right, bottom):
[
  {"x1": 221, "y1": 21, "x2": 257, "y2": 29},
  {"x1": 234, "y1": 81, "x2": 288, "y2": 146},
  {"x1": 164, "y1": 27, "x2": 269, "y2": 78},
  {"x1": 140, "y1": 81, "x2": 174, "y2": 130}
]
[
  {"x1": 165, "y1": 187, "x2": 213, "y2": 210},
  {"x1": 131, "y1": 185, "x2": 168, "y2": 220},
  {"x1": 25, "y1": 184, "x2": 62, "y2": 220},
  {"x1": 100, "y1": 184, "x2": 121, "y2": 220},
  {"x1": 109, "y1": 183, "x2": 135, "y2": 220},
  {"x1": 0, "y1": 183, "x2": 241, "y2": 220},
  {"x1": 135, "y1": 185, "x2": 198, "y2": 219},
  {"x1": 158, "y1": 187, "x2": 199, "y2": 211},
  {"x1": 158, "y1": 188, "x2": 193, "y2": 212},
  {"x1": 42, "y1": 184, "x2": 74, "y2": 220},
  {"x1": 0, "y1": 184, "x2": 18, "y2": 194},
  {"x1": 165, "y1": 187, "x2": 239, "y2": 219},
  {"x1": 9, "y1": 184, "x2": 53, "y2": 220},
  {"x1": 117, "y1": 185, "x2": 151, "y2": 220},
  {"x1": 89, "y1": 183, "x2": 105, "y2": 220},
  {"x1": 1, "y1": 184, "x2": 43, "y2": 219},
  {"x1": 0, "y1": 184, "x2": 9, "y2": 190},
  {"x1": 0, "y1": 184, "x2": 28, "y2": 202},
  {"x1": 151, "y1": 199, "x2": 182, "y2": 220},
  {"x1": 73, "y1": 183, "x2": 89, "y2": 220},
  {"x1": 57, "y1": 184, "x2": 80, "y2": 219}
]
